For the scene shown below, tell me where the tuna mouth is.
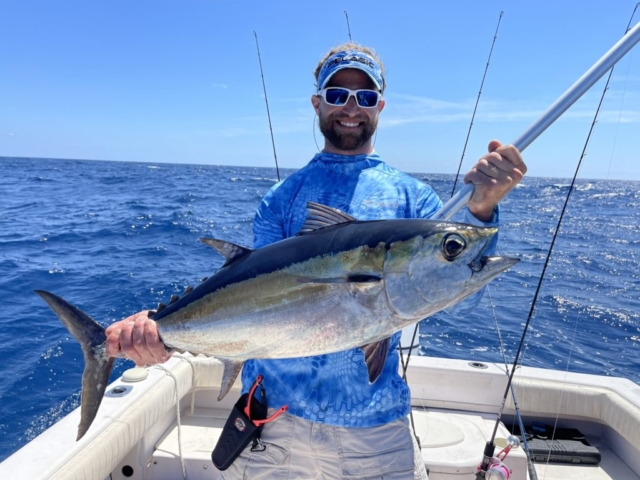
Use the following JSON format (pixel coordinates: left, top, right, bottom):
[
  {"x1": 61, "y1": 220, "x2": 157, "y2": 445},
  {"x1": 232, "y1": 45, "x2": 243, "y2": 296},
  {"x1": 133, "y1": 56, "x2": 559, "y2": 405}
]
[
  {"x1": 468, "y1": 228, "x2": 506, "y2": 273},
  {"x1": 469, "y1": 256, "x2": 486, "y2": 273},
  {"x1": 470, "y1": 255, "x2": 520, "y2": 275}
]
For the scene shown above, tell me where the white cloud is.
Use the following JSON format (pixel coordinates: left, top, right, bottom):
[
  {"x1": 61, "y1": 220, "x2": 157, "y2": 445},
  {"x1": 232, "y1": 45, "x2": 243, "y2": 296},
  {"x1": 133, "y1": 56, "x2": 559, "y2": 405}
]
[
  {"x1": 212, "y1": 83, "x2": 227, "y2": 89},
  {"x1": 391, "y1": 93, "x2": 473, "y2": 111},
  {"x1": 379, "y1": 92, "x2": 640, "y2": 128},
  {"x1": 213, "y1": 88, "x2": 640, "y2": 139}
]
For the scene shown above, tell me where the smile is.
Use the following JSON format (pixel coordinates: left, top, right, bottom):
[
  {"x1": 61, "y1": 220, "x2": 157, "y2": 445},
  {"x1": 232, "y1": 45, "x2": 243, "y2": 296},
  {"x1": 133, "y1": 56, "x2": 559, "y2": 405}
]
[{"x1": 338, "y1": 120, "x2": 361, "y2": 127}]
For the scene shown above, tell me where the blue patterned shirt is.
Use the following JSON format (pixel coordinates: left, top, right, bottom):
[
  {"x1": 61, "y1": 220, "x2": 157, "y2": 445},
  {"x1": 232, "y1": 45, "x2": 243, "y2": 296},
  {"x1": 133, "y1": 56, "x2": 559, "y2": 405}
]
[{"x1": 241, "y1": 152, "x2": 498, "y2": 427}]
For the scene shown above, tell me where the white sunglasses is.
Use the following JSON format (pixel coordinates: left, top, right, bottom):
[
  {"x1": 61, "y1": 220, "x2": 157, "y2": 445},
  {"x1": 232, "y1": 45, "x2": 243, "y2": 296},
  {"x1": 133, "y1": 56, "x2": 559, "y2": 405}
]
[{"x1": 316, "y1": 87, "x2": 382, "y2": 108}]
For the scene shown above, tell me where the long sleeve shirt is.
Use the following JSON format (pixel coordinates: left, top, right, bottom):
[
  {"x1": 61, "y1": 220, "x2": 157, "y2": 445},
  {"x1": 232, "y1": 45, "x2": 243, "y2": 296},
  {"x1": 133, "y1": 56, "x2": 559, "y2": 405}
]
[{"x1": 240, "y1": 152, "x2": 498, "y2": 427}]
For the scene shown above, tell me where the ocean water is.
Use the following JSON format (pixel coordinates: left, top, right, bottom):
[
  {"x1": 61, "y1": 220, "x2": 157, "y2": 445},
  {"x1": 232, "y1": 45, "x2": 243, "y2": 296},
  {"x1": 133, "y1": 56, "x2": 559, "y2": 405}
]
[{"x1": 0, "y1": 156, "x2": 638, "y2": 461}]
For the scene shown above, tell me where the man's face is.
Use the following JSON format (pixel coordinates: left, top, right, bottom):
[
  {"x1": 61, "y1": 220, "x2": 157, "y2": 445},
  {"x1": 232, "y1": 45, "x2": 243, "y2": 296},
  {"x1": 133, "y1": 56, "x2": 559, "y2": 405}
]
[{"x1": 312, "y1": 69, "x2": 385, "y2": 155}]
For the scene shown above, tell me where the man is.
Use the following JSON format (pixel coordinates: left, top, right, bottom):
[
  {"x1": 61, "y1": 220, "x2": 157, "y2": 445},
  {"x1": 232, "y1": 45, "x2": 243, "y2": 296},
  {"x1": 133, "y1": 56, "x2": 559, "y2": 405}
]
[{"x1": 106, "y1": 43, "x2": 526, "y2": 478}]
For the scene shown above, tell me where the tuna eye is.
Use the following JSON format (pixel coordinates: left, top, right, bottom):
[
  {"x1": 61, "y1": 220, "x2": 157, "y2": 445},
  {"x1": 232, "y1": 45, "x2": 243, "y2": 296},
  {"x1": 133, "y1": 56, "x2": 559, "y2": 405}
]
[{"x1": 442, "y1": 234, "x2": 466, "y2": 261}]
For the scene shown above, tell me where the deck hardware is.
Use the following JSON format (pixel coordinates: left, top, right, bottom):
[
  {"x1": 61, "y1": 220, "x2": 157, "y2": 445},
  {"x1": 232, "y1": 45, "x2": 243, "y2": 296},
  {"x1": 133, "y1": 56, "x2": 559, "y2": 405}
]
[
  {"x1": 122, "y1": 367, "x2": 149, "y2": 382},
  {"x1": 468, "y1": 362, "x2": 488, "y2": 369},
  {"x1": 106, "y1": 385, "x2": 132, "y2": 397}
]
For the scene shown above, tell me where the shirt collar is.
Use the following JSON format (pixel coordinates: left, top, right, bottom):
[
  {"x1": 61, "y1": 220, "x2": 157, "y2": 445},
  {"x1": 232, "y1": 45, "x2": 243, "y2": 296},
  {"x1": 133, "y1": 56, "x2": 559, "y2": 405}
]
[{"x1": 313, "y1": 151, "x2": 381, "y2": 164}]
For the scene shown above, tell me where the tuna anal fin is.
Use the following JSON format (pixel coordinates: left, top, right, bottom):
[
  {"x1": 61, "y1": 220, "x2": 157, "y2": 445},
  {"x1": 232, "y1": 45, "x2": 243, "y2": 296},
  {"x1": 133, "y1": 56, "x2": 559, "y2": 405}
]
[
  {"x1": 218, "y1": 358, "x2": 244, "y2": 401},
  {"x1": 360, "y1": 338, "x2": 390, "y2": 384},
  {"x1": 34, "y1": 290, "x2": 114, "y2": 441}
]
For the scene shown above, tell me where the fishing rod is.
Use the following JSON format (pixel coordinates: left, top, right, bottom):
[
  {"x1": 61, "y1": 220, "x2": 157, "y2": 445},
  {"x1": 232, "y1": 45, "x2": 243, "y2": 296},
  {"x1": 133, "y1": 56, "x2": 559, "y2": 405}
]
[
  {"x1": 501, "y1": 6, "x2": 639, "y2": 478},
  {"x1": 401, "y1": 10, "x2": 506, "y2": 353},
  {"x1": 399, "y1": 9, "x2": 506, "y2": 428},
  {"x1": 471, "y1": 16, "x2": 640, "y2": 480},
  {"x1": 487, "y1": 289, "x2": 539, "y2": 480},
  {"x1": 344, "y1": 11, "x2": 353, "y2": 41},
  {"x1": 312, "y1": 12, "x2": 355, "y2": 151},
  {"x1": 400, "y1": 8, "x2": 506, "y2": 377},
  {"x1": 253, "y1": 31, "x2": 281, "y2": 182},
  {"x1": 434, "y1": 19, "x2": 640, "y2": 221},
  {"x1": 451, "y1": 11, "x2": 504, "y2": 198}
]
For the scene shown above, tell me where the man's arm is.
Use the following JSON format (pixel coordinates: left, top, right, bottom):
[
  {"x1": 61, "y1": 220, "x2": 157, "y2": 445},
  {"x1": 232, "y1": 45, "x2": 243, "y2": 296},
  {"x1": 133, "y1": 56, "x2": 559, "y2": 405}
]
[
  {"x1": 106, "y1": 184, "x2": 288, "y2": 365},
  {"x1": 464, "y1": 140, "x2": 526, "y2": 221},
  {"x1": 253, "y1": 187, "x2": 286, "y2": 248},
  {"x1": 443, "y1": 140, "x2": 525, "y2": 315}
]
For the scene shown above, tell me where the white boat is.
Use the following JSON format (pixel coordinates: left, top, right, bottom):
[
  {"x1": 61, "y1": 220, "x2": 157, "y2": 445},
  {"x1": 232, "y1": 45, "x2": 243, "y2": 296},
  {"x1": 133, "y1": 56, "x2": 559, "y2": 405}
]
[
  {"x1": 3, "y1": 15, "x2": 638, "y2": 480},
  {"x1": 1, "y1": 351, "x2": 638, "y2": 479}
]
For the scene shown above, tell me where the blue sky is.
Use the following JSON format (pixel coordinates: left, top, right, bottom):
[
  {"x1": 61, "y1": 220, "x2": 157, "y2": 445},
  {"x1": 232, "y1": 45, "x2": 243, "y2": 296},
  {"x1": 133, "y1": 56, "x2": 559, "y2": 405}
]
[{"x1": 2, "y1": 0, "x2": 639, "y2": 180}]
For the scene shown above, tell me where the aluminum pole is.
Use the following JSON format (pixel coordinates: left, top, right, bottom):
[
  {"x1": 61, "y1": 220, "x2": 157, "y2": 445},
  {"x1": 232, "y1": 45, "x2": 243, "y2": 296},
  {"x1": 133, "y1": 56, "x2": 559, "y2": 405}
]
[{"x1": 433, "y1": 20, "x2": 640, "y2": 220}]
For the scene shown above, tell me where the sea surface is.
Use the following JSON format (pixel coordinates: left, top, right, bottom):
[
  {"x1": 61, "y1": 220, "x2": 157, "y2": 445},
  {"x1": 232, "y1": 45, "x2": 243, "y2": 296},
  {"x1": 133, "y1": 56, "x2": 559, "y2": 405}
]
[{"x1": 1, "y1": 156, "x2": 639, "y2": 461}]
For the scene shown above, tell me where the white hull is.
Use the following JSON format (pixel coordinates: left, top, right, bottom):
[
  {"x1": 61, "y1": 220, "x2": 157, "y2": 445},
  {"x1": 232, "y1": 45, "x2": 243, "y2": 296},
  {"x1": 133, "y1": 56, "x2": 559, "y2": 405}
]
[{"x1": 2, "y1": 354, "x2": 639, "y2": 479}]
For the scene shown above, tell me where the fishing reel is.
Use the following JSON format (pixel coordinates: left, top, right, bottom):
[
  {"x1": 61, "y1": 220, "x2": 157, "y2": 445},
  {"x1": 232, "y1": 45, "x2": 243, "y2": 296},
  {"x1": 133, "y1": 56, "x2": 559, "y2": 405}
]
[
  {"x1": 485, "y1": 458, "x2": 511, "y2": 480},
  {"x1": 477, "y1": 435, "x2": 520, "y2": 480}
]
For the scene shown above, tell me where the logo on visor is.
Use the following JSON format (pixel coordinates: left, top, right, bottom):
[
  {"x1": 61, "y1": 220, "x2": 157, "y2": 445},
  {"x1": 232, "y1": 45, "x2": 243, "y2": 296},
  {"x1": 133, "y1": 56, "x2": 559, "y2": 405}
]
[{"x1": 327, "y1": 55, "x2": 375, "y2": 69}]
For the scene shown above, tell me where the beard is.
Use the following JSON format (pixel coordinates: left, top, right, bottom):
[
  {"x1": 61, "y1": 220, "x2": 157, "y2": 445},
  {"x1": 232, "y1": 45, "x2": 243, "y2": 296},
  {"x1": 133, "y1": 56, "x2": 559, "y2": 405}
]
[{"x1": 318, "y1": 112, "x2": 378, "y2": 152}]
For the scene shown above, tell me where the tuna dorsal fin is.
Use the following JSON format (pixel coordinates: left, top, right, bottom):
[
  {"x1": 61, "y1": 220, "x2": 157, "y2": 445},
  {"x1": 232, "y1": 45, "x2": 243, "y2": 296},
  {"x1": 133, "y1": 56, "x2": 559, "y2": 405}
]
[
  {"x1": 217, "y1": 358, "x2": 244, "y2": 401},
  {"x1": 199, "y1": 238, "x2": 252, "y2": 266},
  {"x1": 298, "y1": 202, "x2": 357, "y2": 234},
  {"x1": 360, "y1": 338, "x2": 390, "y2": 384}
]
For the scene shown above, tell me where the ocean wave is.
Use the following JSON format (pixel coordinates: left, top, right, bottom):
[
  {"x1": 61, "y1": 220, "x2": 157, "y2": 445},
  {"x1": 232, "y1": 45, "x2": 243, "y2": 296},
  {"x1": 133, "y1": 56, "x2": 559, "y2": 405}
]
[{"x1": 1, "y1": 157, "x2": 638, "y2": 462}]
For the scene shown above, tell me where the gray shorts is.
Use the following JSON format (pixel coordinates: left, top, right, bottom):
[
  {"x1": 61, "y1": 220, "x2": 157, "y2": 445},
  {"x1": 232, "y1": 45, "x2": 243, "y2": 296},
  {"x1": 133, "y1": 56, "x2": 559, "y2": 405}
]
[{"x1": 220, "y1": 413, "x2": 428, "y2": 479}]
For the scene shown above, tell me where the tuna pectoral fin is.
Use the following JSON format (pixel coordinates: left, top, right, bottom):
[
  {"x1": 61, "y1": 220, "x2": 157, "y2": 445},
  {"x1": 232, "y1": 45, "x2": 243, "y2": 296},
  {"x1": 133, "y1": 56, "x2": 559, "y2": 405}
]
[
  {"x1": 35, "y1": 290, "x2": 114, "y2": 441},
  {"x1": 218, "y1": 358, "x2": 244, "y2": 401},
  {"x1": 360, "y1": 338, "x2": 390, "y2": 384}
]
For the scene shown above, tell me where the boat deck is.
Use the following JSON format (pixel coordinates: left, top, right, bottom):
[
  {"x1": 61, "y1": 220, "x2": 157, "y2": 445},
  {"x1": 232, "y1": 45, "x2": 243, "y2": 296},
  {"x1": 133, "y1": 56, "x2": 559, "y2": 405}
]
[
  {"x1": 4, "y1": 356, "x2": 639, "y2": 480},
  {"x1": 532, "y1": 439, "x2": 640, "y2": 480},
  {"x1": 136, "y1": 406, "x2": 640, "y2": 480}
]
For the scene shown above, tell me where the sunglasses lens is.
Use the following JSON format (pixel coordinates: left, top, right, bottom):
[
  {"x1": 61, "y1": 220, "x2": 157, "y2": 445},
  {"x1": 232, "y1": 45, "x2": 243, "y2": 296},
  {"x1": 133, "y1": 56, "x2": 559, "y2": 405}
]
[
  {"x1": 322, "y1": 88, "x2": 380, "y2": 107},
  {"x1": 325, "y1": 88, "x2": 350, "y2": 106},
  {"x1": 356, "y1": 91, "x2": 379, "y2": 107}
]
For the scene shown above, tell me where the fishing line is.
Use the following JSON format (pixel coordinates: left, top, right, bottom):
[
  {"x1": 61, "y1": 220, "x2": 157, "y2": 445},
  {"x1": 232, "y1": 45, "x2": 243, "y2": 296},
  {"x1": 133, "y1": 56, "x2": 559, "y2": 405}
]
[
  {"x1": 486, "y1": 286, "x2": 539, "y2": 479},
  {"x1": 450, "y1": 11, "x2": 504, "y2": 198},
  {"x1": 532, "y1": 7, "x2": 640, "y2": 475},
  {"x1": 155, "y1": 364, "x2": 187, "y2": 480},
  {"x1": 254, "y1": 31, "x2": 281, "y2": 182},
  {"x1": 537, "y1": 304, "x2": 583, "y2": 476},
  {"x1": 312, "y1": 113, "x2": 321, "y2": 152},
  {"x1": 399, "y1": 10, "x2": 505, "y2": 376},
  {"x1": 434, "y1": 20, "x2": 640, "y2": 221},
  {"x1": 606, "y1": 2, "x2": 639, "y2": 179},
  {"x1": 515, "y1": 0, "x2": 639, "y2": 419},
  {"x1": 399, "y1": 325, "x2": 420, "y2": 381},
  {"x1": 475, "y1": 8, "x2": 640, "y2": 478},
  {"x1": 398, "y1": 320, "x2": 424, "y2": 450}
]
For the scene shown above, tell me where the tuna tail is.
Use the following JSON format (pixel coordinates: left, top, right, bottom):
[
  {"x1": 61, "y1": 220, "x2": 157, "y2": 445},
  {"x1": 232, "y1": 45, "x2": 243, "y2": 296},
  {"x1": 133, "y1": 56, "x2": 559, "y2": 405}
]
[{"x1": 35, "y1": 290, "x2": 115, "y2": 441}]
